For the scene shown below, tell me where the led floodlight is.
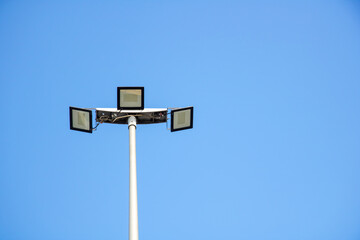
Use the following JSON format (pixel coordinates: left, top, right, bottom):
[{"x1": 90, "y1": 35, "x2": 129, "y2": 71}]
[
  {"x1": 69, "y1": 107, "x2": 93, "y2": 133},
  {"x1": 171, "y1": 107, "x2": 193, "y2": 132},
  {"x1": 117, "y1": 87, "x2": 144, "y2": 110}
]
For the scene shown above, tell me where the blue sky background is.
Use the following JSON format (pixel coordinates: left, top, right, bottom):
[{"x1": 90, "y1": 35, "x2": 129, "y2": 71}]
[{"x1": 1, "y1": 1, "x2": 360, "y2": 239}]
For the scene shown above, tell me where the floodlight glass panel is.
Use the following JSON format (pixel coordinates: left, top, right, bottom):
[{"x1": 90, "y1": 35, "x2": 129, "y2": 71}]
[
  {"x1": 171, "y1": 107, "x2": 193, "y2": 132},
  {"x1": 69, "y1": 107, "x2": 92, "y2": 133},
  {"x1": 117, "y1": 87, "x2": 144, "y2": 110}
]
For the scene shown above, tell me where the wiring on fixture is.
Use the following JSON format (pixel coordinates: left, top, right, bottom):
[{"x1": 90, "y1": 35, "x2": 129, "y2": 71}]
[
  {"x1": 99, "y1": 115, "x2": 111, "y2": 122},
  {"x1": 112, "y1": 114, "x2": 143, "y2": 123},
  {"x1": 92, "y1": 122, "x2": 100, "y2": 131}
]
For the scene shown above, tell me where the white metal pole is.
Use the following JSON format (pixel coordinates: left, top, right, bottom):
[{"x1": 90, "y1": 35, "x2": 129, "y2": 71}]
[{"x1": 128, "y1": 116, "x2": 139, "y2": 240}]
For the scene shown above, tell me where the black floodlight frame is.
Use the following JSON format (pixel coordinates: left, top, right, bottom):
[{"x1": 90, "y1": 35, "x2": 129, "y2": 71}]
[
  {"x1": 69, "y1": 106, "x2": 93, "y2": 133},
  {"x1": 117, "y1": 87, "x2": 145, "y2": 110},
  {"x1": 171, "y1": 106, "x2": 194, "y2": 132}
]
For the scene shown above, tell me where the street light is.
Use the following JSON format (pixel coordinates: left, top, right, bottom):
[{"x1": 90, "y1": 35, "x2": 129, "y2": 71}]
[
  {"x1": 117, "y1": 87, "x2": 144, "y2": 110},
  {"x1": 69, "y1": 87, "x2": 193, "y2": 240},
  {"x1": 171, "y1": 107, "x2": 194, "y2": 132},
  {"x1": 69, "y1": 106, "x2": 92, "y2": 133}
]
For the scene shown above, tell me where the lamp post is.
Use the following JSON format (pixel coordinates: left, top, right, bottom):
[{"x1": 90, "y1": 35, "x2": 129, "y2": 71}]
[
  {"x1": 70, "y1": 87, "x2": 194, "y2": 240},
  {"x1": 128, "y1": 116, "x2": 138, "y2": 240}
]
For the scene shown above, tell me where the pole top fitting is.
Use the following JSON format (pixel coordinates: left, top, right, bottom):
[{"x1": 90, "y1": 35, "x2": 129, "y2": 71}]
[{"x1": 128, "y1": 116, "x2": 137, "y2": 129}]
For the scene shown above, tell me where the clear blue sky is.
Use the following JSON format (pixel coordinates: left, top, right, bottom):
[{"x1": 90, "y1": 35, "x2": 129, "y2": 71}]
[{"x1": 1, "y1": 1, "x2": 360, "y2": 239}]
